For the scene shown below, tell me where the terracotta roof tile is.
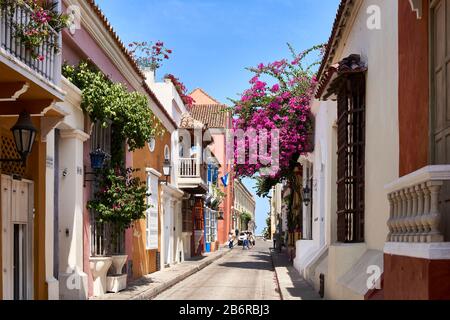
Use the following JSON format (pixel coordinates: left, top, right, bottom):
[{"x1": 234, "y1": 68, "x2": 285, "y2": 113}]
[
  {"x1": 189, "y1": 104, "x2": 229, "y2": 129},
  {"x1": 179, "y1": 113, "x2": 205, "y2": 129},
  {"x1": 316, "y1": 0, "x2": 358, "y2": 99}
]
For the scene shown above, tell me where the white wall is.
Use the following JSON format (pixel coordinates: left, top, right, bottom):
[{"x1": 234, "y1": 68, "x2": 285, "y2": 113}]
[
  {"x1": 334, "y1": 0, "x2": 399, "y2": 250},
  {"x1": 145, "y1": 70, "x2": 188, "y2": 127}
]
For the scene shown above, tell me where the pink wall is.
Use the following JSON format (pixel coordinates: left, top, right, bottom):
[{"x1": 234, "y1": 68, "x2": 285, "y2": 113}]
[
  {"x1": 210, "y1": 131, "x2": 233, "y2": 244},
  {"x1": 62, "y1": 13, "x2": 141, "y2": 297},
  {"x1": 62, "y1": 27, "x2": 135, "y2": 90}
]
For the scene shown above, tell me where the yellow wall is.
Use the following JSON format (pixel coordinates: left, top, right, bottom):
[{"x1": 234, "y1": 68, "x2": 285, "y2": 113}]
[{"x1": 132, "y1": 129, "x2": 171, "y2": 278}]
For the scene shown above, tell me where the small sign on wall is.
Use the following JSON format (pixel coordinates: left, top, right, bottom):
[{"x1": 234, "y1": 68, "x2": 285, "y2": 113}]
[{"x1": 46, "y1": 157, "x2": 54, "y2": 169}]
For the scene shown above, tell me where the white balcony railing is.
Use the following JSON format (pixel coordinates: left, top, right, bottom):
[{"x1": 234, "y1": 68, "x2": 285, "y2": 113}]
[
  {"x1": 385, "y1": 166, "x2": 450, "y2": 243},
  {"x1": 179, "y1": 158, "x2": 200, "y2": 178},
  {"x1": 0, "y1": 2, "x2": 60, "y2": 83}
]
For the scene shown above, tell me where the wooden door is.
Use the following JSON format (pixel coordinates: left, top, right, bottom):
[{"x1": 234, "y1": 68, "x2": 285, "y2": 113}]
[
  {"x1": 1, "y1": 175, "x2": 33, "y2": 300},
  {"x1": 432, "y1": 0, "x2": 450, "y2": 240}
]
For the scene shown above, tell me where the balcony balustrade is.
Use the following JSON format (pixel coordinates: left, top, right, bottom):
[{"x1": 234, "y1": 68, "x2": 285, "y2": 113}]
[
  {"x1": 386, "y1": 166, "x2": 450, "y2": 243},
  {"x1": 177, "y1": 157, "x2": 207, "y2": 193},
  {"x1": 0, "y1": 1, "x2": 60, "y2": 84},
  {"x1": 179, "y1": 157, "x2": 199, "y2": 178}
]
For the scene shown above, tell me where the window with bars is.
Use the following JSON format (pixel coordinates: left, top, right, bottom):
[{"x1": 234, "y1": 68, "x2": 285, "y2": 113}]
[
  {"x1": 336, "y1": 72, "x2": 366, "y2": 243},
  {"x1": 182, "y1": 200, "x2": 192, "y2": 233},
  {"x1": 89, "y1": 122, "x2": 127, "y2": 255}
]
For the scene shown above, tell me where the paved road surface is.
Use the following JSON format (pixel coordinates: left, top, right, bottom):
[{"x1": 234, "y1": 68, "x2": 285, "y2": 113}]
[{"x1": 153, "y1": 241, "x2": 280, "y2": 300}]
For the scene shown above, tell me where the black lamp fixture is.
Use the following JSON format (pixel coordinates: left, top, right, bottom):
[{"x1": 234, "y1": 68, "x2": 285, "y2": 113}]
[
  {"x1": 302, "y1": 185, "x2": 311, "y2": 207},
  {"x1": 0, "y1": 112, "x2": 37, "y2": 165}
]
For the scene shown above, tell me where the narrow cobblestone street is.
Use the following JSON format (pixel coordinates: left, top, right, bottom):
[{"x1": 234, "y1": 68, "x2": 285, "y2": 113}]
[{"x1": 154, "y1": 241, "x2": 280, "y2": 300}]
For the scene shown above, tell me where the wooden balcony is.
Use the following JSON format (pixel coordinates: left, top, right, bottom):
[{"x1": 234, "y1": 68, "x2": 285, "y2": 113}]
[
  {"x1": 177, "y1": 158, "x2": 207, "y2": 194},
  {"x1": 0, "y1": 1, "x2": 64, "y2": 107},
  {"x1": 0, "y1": 1, "x2": 64, "y2": 117}
]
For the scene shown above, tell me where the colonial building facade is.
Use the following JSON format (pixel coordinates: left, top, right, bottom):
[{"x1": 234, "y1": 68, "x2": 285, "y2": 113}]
[
  {"x1": 292, "y1": 0, "x2": 400, "y2": 300},
  {"x1": 234, "y1": 179, "x2": 256, "y2": 233}
]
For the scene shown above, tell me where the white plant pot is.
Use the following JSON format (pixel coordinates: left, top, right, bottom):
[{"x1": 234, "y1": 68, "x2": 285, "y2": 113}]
[
  {"x1": 106, "y1": 274, "x2": 128, "y2": 293},
  {"x1": 89, "y1": 257, "x2": 113, "y2": 297},
  {"x1": 111, "y1": 255, "x2": 128, "y2": 275}
]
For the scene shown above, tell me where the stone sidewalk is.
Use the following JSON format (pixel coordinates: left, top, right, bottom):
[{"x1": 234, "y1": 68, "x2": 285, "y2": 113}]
[
  {"x1": 92, "y1": 247, "x2": 231, "y2": 300},
  {"x1": 271, "y1": 248, "x2": 322, "y2": 300}
]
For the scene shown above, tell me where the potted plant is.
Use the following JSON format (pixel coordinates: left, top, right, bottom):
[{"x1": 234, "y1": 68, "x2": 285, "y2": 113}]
[{"x1": 88, "y1": 166, "x2": 149, "y2": 292}]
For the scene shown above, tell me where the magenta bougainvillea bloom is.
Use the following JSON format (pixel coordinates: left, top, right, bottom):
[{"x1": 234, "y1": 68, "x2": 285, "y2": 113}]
[
  {"x1": 128, "y1": 40, "x2": 172, "y2": 71},
  {"x1": 232, "y1": 44, "x2": 325, "y2": 181}
]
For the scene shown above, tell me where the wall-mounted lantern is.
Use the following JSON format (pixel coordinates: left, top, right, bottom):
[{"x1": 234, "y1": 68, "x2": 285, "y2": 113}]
[
  {"x1": 159, "y1": 159, "x2": 172, "y2": 185},
  {"x1": 1, "y1": 112, "x2": 37, "y2": 166},
  {"x1": 302, "y1": 185, "x2": 311, "y2": 207},
  {"x1": 162, "y1": 159, "x2": 171, "y2": 178}
]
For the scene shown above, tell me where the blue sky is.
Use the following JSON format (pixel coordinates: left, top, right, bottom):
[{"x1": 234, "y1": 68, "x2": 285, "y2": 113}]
[{"x1": 95, "y1": 0, "x2": 340, "y2": 235}]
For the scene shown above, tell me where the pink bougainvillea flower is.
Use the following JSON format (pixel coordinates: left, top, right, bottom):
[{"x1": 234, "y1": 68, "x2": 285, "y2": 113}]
[{"x1": 232, "y1": 44, "x2": 323, "y2": 180}]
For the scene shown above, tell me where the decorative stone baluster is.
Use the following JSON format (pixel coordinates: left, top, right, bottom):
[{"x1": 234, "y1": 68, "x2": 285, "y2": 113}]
[
  {"x1": 391, "y1": 192, "x2": 401, "y2": 242},
  {"x1": 421, "y1": 183, "x2": 431, "y2": 242},
  {"x1": 414, "y1": 184, "x2": 425, "y2": 243},
  {"x1": 410, "y1": 186, "x2": 419, "y2": 242},
  {"x1": 399, "y1": 190, "x2": 407, "y2": 242},
  {"x1": 393, "y1": 191, "x2": 401, "y2": 241},
  {"x1": 405, "y1": 188, "x2": 414, "y2": 242},
  {"x1": 426, "y1": 181, "x2": 444, "y2": 243},
  {"x1": 387, "y1": 193, "x2": 394, "y2": 242}
]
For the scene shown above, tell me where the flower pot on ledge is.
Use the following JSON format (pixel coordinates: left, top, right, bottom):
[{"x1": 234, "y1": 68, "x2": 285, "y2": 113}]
[
  {"x1": 89, "y1": 256, "x2": 113, "y2": 297},
  {"x1": 106, "y1": 255, "x2": 128, "y2": 294}
]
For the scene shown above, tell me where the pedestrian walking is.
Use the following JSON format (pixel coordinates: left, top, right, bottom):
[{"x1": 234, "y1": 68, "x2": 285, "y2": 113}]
[
  {"x1": 243, "y1": 232, "x2": 250, "y2": 250},
  {"x1": 228, "y1": 232, "x2": 234, "y2": 249},
  {"x1": 249, "y1": 233, "x2": 255, "y2": 249}
]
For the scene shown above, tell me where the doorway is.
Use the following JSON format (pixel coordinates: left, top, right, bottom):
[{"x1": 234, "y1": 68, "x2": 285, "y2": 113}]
[{"x1": 1, "y1": 175, "x2": 34, "y2": 300}]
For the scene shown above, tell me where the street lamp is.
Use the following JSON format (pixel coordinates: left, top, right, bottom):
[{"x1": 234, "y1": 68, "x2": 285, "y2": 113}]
[
  {"x1": 302, "y1": 185, "x2": 311, "y2": 207},
  {"x1": 1, "y1": 112, "x2": 37, "y2": 165},
  {"x1": 162, "y1": 159, "x2": 171, "y2": 184}
]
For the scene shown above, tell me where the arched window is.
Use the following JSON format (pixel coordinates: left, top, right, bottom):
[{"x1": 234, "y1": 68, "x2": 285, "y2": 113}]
[
  {"x1": 164, "y1": 145, "x2": 170, "y2": 160},
  {"x1": 148, "y1": 136, "x2": 156, "y2": 152}
]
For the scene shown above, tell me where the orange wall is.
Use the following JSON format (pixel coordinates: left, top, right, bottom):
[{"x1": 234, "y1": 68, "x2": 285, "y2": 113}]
[
  {"x1": 190, "y1": 89, "x2": 220, "y2": 105},
  {"x1": 398, "y1": 0, "x2": 430, "y2": 176},
  {"x1": 132, "y1": 129, "x2": 171, "y2": 278}
]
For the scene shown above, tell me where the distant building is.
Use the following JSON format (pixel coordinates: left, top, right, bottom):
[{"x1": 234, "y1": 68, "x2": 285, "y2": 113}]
[{"x1": 233, "y1": 179, "x2": 256, "y2": 233}]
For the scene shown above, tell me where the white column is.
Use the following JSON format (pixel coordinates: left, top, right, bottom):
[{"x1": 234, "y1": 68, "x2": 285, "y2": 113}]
[
  {"x1": 44, "y1": 129, "x2": 59, "y2": 300},
  {"x1": 160, "y1": 189, "x2": 166, "y2": 270},
  {"x1": 58, "y1": 129, "x2": 89, "y2": 300}
]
